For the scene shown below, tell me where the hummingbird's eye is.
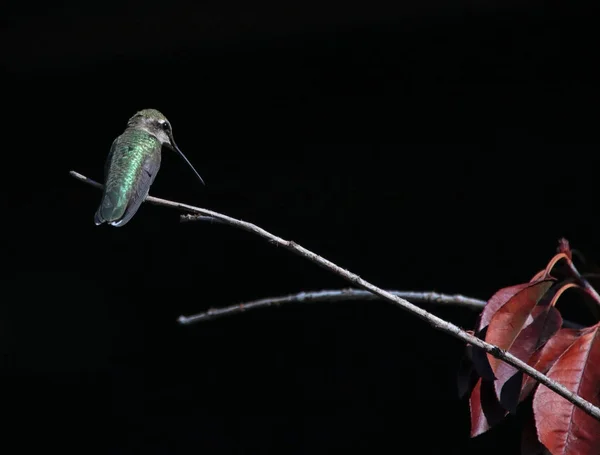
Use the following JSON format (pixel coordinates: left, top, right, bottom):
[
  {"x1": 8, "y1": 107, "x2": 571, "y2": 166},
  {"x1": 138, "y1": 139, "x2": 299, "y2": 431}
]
[{"x1": 161, "y1": 121, "x2": 171, "y2": 131}]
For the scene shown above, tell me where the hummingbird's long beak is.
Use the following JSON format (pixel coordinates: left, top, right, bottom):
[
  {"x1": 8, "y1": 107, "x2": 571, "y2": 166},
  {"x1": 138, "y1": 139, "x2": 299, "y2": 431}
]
[{"x1": 167, "y1": 135, "x2": 206, "y2": 186}]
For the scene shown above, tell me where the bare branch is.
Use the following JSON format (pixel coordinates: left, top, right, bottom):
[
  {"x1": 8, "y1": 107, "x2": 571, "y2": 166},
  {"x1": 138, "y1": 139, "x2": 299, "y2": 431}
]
[
  {"x1": 177, "y1": 289, "x2": 487, "y2": 324},
  {"x1": 70, "y1": 169, "x2": 600, "y2": 422},
  {"x1": 177, "y1": 288, "x2": 583, "y2": 328}
]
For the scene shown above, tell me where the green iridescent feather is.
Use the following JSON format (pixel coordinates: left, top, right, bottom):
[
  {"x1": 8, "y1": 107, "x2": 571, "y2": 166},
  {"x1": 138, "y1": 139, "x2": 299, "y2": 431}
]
[{"x1": 94, "y1": 128, "x2": 162, "y2": 226}]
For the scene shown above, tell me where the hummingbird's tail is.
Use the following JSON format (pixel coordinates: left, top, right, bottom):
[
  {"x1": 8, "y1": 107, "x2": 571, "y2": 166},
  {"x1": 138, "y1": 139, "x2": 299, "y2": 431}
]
[
  {"x1": 95, "y1": 187, "x2": 148, "y2": 227},
  {"x1": 94, "y1": 209, "x2": 105, "y2": 225},
  {"x1": 94, "y1": 190, "x2": 127, "y2": 226}
]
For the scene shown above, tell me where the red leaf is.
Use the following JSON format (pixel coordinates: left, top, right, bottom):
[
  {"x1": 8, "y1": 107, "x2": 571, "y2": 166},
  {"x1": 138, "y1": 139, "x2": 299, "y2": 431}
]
[
  {"x1": 494, "y1": 306, "x2": 562, "y2": 412},
  {"x1": 471, "y1": 280, "x2": 553, "y2": 382},
  {"x1": 478, "y1": 282, "x2": 540, "y2": 332},
  {"x1": 485, "y1": 280, "x2": 554, "y2": 379},
  {"x1": 520, "y1": 328, "x2": 585, "y2": 402},
  {"x1": 457, "y1": 345, "x2": 478, "y2": 399},
  {"x1": 532, "y1": 323, "x2": 600, "y2": 455},
  {"x1": 469, "y1": 378, "x2": 508, "y2": 437},
  {"x1": 470, "y1": 326, "x2": 497, "y2": 381},
  {"x1": 522, "y1": 404, "x2": 550, "y2": 455}
]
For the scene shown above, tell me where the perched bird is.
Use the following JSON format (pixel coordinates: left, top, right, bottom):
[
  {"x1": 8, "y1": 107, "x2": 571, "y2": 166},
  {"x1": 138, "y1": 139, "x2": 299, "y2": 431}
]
[{"x1": 94, "y1": 108, "x2": 204, "y2": 227}]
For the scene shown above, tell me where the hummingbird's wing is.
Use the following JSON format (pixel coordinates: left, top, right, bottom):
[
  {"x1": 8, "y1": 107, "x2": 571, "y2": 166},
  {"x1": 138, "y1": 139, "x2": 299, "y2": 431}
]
[
  {"x1": 103, "y1": 137, "x2": 117, "y2": 179},
  {"x1": 94, "y1": 131, "x2": 162, "y2": 227},
  {"x1": 112, "y1": 151, "x2": 161, "y2": 226},
  {"x1": 94, "y1": 137, "x2": 120, "y2": 225}
]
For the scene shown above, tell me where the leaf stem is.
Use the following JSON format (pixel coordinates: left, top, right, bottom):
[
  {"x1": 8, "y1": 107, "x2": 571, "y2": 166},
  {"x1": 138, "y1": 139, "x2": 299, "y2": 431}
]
[{"x1": 568, "y1": 260, "x2": 600, "y2": 307}]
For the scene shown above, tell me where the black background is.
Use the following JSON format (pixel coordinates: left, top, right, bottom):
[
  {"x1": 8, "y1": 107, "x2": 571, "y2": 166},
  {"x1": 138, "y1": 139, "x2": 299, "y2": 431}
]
[{"x1": 2, "y1": 2, "x2": 600, "y2": 453}]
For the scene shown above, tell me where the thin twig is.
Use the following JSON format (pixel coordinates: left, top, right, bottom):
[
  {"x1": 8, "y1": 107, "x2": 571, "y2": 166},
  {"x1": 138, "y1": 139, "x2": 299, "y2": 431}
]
[
  {"x1": 178, "y1": 289, "x2": 487, "y2": 324},
  {"x1": 70, "y1": 169, "x2": 600, "y2": 422},
  {"x1": 178, "y1": 289, "x2": 583, "y2": 328}
]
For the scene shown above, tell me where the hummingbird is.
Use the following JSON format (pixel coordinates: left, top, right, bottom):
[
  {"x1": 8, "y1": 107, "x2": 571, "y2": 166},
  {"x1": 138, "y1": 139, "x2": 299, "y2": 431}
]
[{"x1": 94, "y1": 108, "x2": 205, "y2": 227}]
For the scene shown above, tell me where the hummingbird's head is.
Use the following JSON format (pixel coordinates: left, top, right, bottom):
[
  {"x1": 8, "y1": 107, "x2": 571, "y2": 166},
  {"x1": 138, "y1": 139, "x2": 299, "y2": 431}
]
[
  {"x1": 128, "y1": 108, "x2": 176, "y2": 149},
  {"x1": 127, "y1": 108, "x2": 205, "y2": 186}
]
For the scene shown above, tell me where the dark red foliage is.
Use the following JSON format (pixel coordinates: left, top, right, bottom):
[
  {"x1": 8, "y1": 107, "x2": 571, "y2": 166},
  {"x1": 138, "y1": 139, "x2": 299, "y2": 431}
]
[
  {"x1": 469, "y1": 281, "x2": 552, "y2": 384},
  {"x1": 532, "y1": 323, "x2": 600, "y2": 455},
  {"x1": 464, "y1": 240, "x2": 600, "y2": 455},
  {"x1": 478, "y1": 282, "x2": 541, "y2": 332},
  {"x1": 519, "y1": 327, "x2": 585, "y2": 402},
  {"x1": 469, "y1": 378, "x2": 508, "y2": 437},
  {"x1": 492, "y1": 305, "x2": 562, "y2": 413},
  {"x1": 483, "y1": 280, "x2": 553, "y2": 380},
  {"x1": 521, "y1": 406, "x2": 550, "y2": 455}
]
